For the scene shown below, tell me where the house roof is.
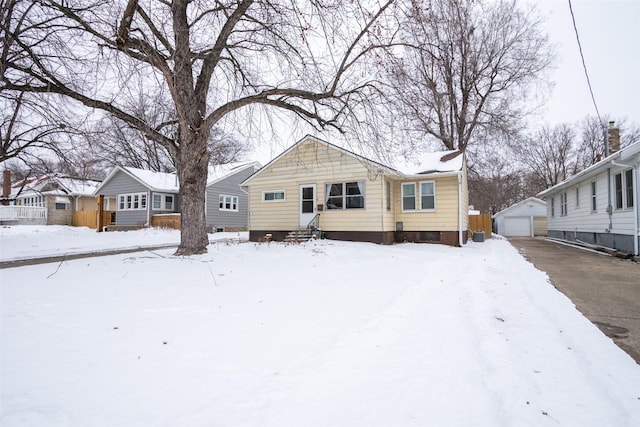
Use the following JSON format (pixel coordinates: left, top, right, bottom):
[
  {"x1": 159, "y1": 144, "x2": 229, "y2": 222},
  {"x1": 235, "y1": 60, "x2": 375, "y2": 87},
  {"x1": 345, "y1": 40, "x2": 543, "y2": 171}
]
[
  {"x1": 10, "y1": 175, "x2": 101, "y2": 199},
  {"x1": 95, "y1": 162, "x2": 261, "y2": 195},
  {"x1": 93, "y1": 166, "x2": 179, "y2": 195},
  {"x1": 538, "y1": 141, "x2": 640, "y2": 198},
  {"x1": 492, "y1": 197, "x2": 546, "y2": 218},
  {"x1": 242, "y1": 135, "x2": 465, "y2": 185},
  {"x1": 394, "y1": 149, "x2": 465, "y2": 176},
  {"x1": 207, "y1": 161, "x2": 261, "y2": 186}
]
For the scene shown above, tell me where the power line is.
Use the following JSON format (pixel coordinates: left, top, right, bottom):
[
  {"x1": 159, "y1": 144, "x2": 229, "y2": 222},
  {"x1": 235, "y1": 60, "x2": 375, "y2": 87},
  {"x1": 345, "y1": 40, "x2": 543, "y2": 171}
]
[{"x1": 567, "y1": 0, "x2": 603, "y2": 126}]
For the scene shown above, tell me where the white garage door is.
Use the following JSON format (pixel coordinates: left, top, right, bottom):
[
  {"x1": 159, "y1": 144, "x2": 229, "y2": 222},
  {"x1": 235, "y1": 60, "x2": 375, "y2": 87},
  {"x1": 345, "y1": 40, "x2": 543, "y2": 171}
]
[{"x1": 503, "y1": 217, "x2": 531, "y2": 237}]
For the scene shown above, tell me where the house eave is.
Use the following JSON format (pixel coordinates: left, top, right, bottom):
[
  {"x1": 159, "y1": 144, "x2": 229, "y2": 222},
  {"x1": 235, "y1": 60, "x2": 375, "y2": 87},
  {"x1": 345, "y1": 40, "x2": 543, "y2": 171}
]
[{"x1": 538, "y1": 142, "x2": 640, "y2": 198}]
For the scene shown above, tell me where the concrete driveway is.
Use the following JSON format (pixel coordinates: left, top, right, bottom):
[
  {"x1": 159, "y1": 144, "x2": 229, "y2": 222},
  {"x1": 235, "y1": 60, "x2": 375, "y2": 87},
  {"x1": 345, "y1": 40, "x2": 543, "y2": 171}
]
[{"x1": 508, "y1": 237, "x2": 640, "y2": 364}]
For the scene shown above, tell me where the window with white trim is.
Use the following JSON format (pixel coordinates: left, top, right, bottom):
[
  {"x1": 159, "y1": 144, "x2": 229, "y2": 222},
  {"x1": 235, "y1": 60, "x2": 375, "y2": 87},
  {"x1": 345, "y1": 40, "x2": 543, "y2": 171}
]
[
  {"x1": 615, "y1": 169, "x2": 634, "y2": 209},
  {"x1": 263, "y1": 190, "x2": 285, "y2": 202},
  {"x1": 402, "y1": 183, "x2": 416, "y2": 211},
  {"x1": 402, "y1": 181, "x2": 436, "y2": 211},
  {"x1": 152, "y1": 193, "x2": 174, "y2": 211},
  {"x1": 219, "y1": 194, "x2": 238, "y2": 211},
  {"x1": 385, "y1": 180, "x2": 391, "y2": 211},
  {"x1": 420, "y1": 181, "x2": 435, "y2": 210},
  {"x1": 118, "y1": 192, "x2": 147, "y2": 211},
  {"x1": 551, "y1": 197, "x2": 555, "y2": 217},
  {"x1": 325, "y1": 181, "x2": 364, "y2": 210},
  {"x1": 575, "y1": 187, "x2": 580, "y2": 208},
  {"x1": 560, "y1": 192, "x2": 567, "y2": 216},
  {"x1": 19, "y1": 195, "x2": 44, "y2": 207},
  {"x1": 591, "y1": 181, "x2": 597, "y2": 212}
]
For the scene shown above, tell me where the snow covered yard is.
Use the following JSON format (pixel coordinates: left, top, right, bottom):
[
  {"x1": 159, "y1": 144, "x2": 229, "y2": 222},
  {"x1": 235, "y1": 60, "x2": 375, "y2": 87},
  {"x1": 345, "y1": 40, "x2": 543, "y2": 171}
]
[{"x1": 1, "y1": 226, "x2": 639, "y2": 426}]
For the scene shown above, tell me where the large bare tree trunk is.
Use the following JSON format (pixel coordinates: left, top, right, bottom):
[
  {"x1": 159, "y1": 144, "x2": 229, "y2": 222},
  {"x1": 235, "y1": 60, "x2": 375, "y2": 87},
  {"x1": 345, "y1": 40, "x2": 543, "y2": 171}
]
[{"x1": 175, "y1": 132, "x2": 210, "y2": 255}]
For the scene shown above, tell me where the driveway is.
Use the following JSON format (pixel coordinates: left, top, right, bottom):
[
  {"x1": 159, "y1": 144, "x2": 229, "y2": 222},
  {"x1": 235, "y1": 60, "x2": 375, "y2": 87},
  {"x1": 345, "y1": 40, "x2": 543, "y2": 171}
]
[{"x1": 509, "y1": 237, "x2": 640, "y2": 364}]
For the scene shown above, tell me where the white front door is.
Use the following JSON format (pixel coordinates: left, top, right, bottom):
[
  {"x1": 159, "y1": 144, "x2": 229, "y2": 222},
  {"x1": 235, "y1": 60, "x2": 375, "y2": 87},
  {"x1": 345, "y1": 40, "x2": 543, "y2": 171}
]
[{"x1": 299, "y1": 184, "x2": 316, "y2": 227}]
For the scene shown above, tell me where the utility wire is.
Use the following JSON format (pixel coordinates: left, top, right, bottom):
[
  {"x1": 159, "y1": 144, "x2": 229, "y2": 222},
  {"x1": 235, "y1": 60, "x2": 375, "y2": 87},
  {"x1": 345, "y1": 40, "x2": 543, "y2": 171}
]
[{"x1": 567, "y1": 0, "x2": 603, "y2": 126}]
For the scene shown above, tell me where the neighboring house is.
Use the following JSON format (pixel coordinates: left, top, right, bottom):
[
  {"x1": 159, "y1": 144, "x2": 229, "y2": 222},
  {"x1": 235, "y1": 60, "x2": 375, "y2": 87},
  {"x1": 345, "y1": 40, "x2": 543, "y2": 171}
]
[
  {"x1": 241, "y1": 135, "x2": 469, "y2": 246},
  {"x1": 206, "y1": 161, "x2": 261, "y2": 231},
  {"x1": 95, "y1": 162, "x2": 260, "y2": 230},
  {"x1": 492, "y1": 197, "x2": 547, "y2": 237},
  {"x1": 537, "y1": 141, "x2": 640, "y2": 256},
  {"x1": 94, "y1": 166, "x2": 180, "y2": 228},
  {"x1": 2, "y1": 174, "x2": 101, "y2": 226}
]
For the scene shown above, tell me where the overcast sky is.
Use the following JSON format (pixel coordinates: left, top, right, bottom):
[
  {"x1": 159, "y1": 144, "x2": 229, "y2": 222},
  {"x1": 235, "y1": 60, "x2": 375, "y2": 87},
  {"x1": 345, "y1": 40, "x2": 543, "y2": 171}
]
[{"x1": 533, "y1": 0, "x2": 640, "y2": 127}]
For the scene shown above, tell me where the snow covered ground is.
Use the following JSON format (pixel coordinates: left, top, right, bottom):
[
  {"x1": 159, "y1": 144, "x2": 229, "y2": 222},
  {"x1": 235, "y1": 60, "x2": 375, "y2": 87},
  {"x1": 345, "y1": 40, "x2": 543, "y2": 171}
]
[{"x1": 1, "y1": 226, "x2": 639, "y2": 426}]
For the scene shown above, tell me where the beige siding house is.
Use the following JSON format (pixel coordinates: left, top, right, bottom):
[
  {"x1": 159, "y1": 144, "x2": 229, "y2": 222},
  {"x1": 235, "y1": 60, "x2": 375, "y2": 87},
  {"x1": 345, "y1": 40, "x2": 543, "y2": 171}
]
[{"x1": 242, "y1": 136, "x2": 469, "y2": 246}]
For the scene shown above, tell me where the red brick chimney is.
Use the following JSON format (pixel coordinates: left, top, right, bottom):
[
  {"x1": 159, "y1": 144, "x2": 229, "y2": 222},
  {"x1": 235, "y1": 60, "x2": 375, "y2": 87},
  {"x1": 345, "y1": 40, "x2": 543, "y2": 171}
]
[
  {"x1": 2, "y1": 170, "x2": 11, "y2": 205},
  {"x1": 608, "y1": 121, "x2": 620, "y2": 155}
]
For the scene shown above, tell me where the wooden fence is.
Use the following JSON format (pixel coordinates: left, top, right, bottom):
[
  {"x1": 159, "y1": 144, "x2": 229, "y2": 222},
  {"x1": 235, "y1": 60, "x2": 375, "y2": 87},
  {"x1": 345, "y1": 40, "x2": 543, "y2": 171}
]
[
  {"x1": 468, "y1": 214, "x2": 492, "y2": 238},
  {"x1": 151, "y1": 213, "x2": 181, "y2": 230},
  {"x1": 72, "y1": 210, "x2": 114, "y2": 229}
]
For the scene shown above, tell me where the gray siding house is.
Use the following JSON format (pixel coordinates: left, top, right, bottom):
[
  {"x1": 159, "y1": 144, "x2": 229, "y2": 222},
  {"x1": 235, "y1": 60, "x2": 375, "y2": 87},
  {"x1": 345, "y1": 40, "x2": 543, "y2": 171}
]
[
  {"x1": 95, "y1": 162, "x2": 260, "y2": 230},
  {"x1": 94, "y1": 167, "x2": 180, "y2": 227},
  {"x1": 205, "y1": 162, "x2": 261, "y2": 231},
  {"x1": 537, "y1": 141, "x2": 639, "y2": 256}
]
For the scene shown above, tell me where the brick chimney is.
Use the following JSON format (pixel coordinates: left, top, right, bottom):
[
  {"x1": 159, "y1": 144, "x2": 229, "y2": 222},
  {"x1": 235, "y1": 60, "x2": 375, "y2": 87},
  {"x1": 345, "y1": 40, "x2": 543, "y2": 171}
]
[
  {"x1": 2, "y1": 170, "x2": 11, "y2": 205},
  {"x1": 608, "y1": 121, "x2": 620, "y2": 155}
]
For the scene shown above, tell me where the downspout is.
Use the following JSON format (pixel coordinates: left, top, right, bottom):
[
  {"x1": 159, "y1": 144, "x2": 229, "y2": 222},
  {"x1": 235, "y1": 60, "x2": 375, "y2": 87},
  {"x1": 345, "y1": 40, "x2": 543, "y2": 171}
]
[
  {"x1": 605, "y1": 125, "x2": 613, "y2": 232},
  {"x1": 147, "y1": 191, "x2": 151, "y2": 227},
  {"x1": 458, "y1": 171, "x2": 463, "y2": 246},
  {"x1": 611, "y1": 159, "x2": 639, "y2": 256}
]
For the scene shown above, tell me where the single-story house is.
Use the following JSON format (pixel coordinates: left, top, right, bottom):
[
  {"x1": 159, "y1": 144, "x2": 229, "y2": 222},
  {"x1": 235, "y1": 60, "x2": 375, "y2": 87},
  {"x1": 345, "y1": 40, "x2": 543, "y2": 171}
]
[
  {"x1": 241, "y1": 135, "x2": 469, "y2": 246},
  {"x1": 206, "y1": 161, "x2": 261, "y2": 232},
  {"x1": 492, "y1": 197, "x2": 547, "y2": 237},
  {"x1": 537, "y1": 141, "x2": 639, "y2": 256},
  {"x1": 2, "y1": 174, "x2": 101, "y2": 226},
  {"x1": 94, "y1": 166, "x2": 180, "y2": 228},
  {"x1": 95, "y1": 162, "x2": 260, "y2": 231}
]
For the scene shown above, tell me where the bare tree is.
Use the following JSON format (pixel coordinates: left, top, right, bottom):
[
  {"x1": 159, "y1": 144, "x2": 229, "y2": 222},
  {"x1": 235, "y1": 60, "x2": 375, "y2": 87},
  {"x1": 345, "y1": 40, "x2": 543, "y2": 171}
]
[
  {"x1": 2, "y1": 0, "x2": 397, "y2": 254},
  {"x1": 513, "y1": 124, "x2": 576, "y2": 190},
  {"x1": 575, "y1": 116, "x2": 640, "y2": 172},
  {"x1": 389, "y1": 0, "x2": 552, "y2": 152},
  {"x1": 0, "y1": 88, "x2": 77, "y2": 167}
]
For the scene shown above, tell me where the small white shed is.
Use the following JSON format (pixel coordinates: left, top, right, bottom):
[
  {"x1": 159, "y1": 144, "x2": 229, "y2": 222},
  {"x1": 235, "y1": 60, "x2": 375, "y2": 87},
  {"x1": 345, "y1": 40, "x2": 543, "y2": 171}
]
[{"x1": 493, "y1": 197, "x2": 547, "y2": 237}]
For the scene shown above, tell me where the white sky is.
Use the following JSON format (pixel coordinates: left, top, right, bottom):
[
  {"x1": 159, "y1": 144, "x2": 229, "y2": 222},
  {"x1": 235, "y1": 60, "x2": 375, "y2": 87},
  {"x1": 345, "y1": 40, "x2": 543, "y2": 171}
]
[{"x1": 531, "y1": 0, "x2": 640, "y2": 126}]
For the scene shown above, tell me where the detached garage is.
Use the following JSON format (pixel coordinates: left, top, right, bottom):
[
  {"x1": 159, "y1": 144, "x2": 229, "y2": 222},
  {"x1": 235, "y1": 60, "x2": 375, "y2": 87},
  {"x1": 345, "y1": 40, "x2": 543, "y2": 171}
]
[{"x1": 493, "y1": 197, "x2": 547, "y2": 237}]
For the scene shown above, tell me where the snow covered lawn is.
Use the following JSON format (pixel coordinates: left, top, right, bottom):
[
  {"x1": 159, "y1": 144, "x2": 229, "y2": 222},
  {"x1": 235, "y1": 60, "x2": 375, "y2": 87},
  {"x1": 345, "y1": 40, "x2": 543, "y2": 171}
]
[{"x1": 1, "y1": 226, "x2": 639, "y2": 426}]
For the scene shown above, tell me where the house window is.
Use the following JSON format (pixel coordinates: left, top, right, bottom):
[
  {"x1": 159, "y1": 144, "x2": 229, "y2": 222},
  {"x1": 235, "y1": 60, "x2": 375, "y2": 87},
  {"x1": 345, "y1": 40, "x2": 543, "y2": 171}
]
[
  {"x1": 325, "y1": 182, "x2": 365, "y2": 210},
  {"x1": 20, "y1": 196, "x2": 43, "y2": 207},
  {"x1": 625, "y1": 169, "x2": 634, "y2": 208},
  {"x1": 263, "y1": 190, "x2": 285, "y2": 202},
  {"x1": 402, "y1": 183, "x2": 416, "y2": 211},
  {"x1": 575, "y1": 187, "x2": 580, "y2": 208},
  {"x1": 386, "y1": 180, "x2": 391, "y2": 211},
  {"x1": 551, "y1": 197, "x2": 555, "y2": 217},
  {"x1": 118, "y1": 192, "x2": 147, "y2": 211},
  {"x1": 420, "y1": 181, "x2": 435, "y2": 210},
  {"x1": 615, "y1": 173, "x2": 623, "y2": 210},
  {"x1": 55, "y1": 203, "x2": 67, "y2": 210},
  {"x1": 591, "y1": 181, "x2": 597, "y2": 212},
  {"x1": 615, "y1": 169, "x2": 635, "y2": 209},
  {"x1": 152, "y1": 193, "x2": 174, "y2": 211},
  {"x1": 560, "y1": 192, "x2": 568, "y2": 216},
  {"x1": 219, "y1": 194, "x2": 238, "y2": 211}
]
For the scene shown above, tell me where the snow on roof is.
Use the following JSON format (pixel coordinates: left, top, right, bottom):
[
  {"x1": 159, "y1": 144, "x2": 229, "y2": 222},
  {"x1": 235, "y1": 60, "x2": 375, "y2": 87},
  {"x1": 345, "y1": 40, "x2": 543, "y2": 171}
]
[
  {"x1": 56, "y1": 177, "x2": 101, "y2": 196},
  {"x1": 123, "y1": 167, "x2": 179, "y2": 192},
  {"x1": 207, "y1": 161, "x2": 260, "y2": 186},
  {"x1": 394, "y1": 150, "x2": 464, "y2": 176},
  {"x1": 9, "y1": 175, "x2": 101, "y2": 198}
]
